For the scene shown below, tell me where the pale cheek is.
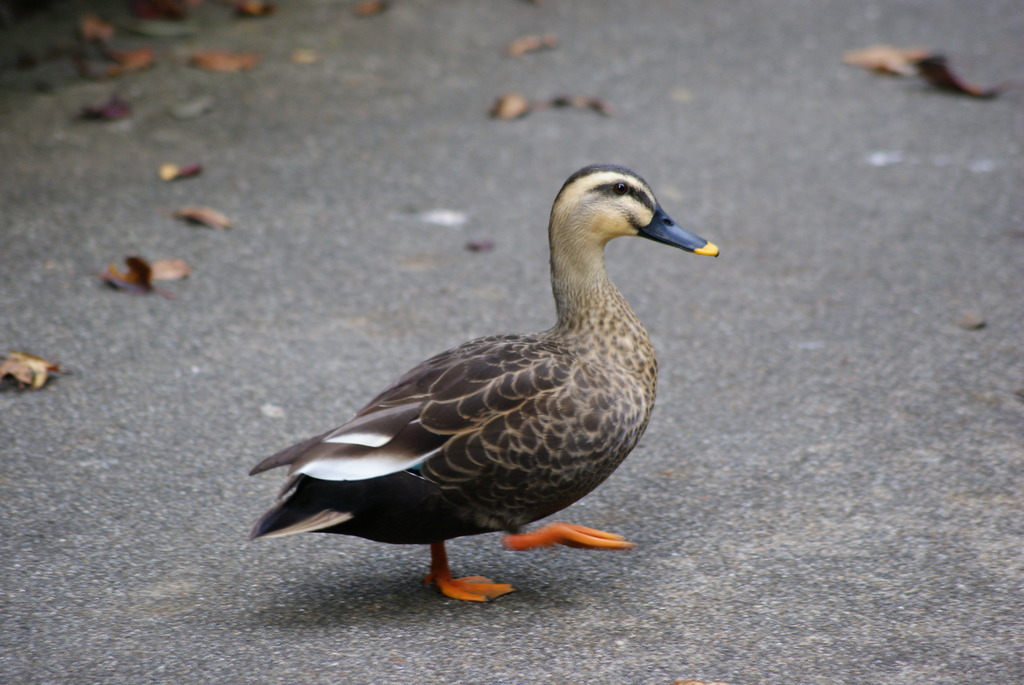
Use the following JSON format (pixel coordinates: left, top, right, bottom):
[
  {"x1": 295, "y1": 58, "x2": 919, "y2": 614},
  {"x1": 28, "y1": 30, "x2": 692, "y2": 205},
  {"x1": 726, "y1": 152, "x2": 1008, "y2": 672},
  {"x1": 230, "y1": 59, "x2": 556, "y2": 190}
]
[{"x1": 593, "y1": 215, "x2": 632, "y2": 241}]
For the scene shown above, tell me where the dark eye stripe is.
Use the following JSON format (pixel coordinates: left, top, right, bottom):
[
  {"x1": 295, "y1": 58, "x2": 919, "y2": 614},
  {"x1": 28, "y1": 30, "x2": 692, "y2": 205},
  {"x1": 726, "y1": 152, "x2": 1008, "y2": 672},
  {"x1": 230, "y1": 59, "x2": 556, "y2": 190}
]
[{"x1": 596, "y1": 181, "x2": 655, "y2": 211}]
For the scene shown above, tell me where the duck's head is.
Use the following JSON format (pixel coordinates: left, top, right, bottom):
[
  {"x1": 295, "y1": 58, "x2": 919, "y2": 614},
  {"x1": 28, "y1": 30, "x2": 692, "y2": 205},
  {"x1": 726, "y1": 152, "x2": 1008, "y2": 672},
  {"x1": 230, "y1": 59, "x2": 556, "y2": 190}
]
[{"x1": 550, "y1": 164, "x2": 719, "y2": 257}]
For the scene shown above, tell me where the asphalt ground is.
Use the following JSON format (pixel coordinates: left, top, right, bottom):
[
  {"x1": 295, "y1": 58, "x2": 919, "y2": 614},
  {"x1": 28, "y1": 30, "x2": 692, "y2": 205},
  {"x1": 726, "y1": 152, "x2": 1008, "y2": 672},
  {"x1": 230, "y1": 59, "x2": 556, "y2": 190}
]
[{"x1": 1, "y1": 1, "x2": 1022, "y2": 683}]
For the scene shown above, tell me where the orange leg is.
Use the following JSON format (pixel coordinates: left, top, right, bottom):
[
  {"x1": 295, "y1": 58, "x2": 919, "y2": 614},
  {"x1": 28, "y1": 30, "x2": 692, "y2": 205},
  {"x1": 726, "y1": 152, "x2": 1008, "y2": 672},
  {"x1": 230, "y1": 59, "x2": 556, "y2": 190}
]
[
  {"x1": 502, "y1": 521, "x2": 635, "y2": 551},
  {"x1": 424, "y1": 541, "x2": 515, "y2": 602}
]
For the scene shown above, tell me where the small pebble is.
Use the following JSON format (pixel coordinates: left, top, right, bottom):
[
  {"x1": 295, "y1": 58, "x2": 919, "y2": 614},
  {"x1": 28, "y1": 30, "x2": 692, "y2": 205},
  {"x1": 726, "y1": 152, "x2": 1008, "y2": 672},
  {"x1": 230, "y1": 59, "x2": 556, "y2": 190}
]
[
  {"x1": 261, "y1": 403, "x2": 286, "y2": 418},
  {"x1": 956, "y1": 311, "x2": 986, "y2": 330}
]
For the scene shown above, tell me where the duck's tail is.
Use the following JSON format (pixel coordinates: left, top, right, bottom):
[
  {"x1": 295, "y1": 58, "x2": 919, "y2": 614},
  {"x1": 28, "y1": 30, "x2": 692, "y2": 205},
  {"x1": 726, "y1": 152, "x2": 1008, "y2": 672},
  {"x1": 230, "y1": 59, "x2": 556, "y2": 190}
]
[
  {"x1": 248, "y1": 472, "x2": 490, "y2": 544},
  {"x1": 248, "y1": 476, "x2": 355, "y2": 539}
]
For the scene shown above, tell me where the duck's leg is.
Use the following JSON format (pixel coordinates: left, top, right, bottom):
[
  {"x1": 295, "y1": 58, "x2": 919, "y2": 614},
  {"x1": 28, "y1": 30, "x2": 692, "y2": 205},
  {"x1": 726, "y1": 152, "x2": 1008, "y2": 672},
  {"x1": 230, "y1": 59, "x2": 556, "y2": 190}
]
[
  {"x1": 502, "y1": 522, "x2": 635, "y2": 551},
  {"x1": 424, "y1": 541, "x2": 516, "y2": 602}
]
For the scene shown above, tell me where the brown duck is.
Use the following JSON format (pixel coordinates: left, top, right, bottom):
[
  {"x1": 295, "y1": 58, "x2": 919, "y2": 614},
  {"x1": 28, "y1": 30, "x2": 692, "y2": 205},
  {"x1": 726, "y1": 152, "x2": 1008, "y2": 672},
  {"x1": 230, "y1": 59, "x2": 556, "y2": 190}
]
[{"x1": 249, "y1": 164, "x2": 719, "y2": 601}]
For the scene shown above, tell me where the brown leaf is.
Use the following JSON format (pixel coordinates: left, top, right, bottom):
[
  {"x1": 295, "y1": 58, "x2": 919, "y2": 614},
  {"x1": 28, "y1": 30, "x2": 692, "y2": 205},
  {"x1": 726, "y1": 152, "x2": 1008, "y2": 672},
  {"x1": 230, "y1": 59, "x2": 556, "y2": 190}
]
[
  {"x1": 489, "y1": 93, "x2": 614, "y2": 119},
  {"x1": 234, "y1": 1, "x2": 276, "y2": 17},
  {"x1": 549, "y1": 95, "x2": 614, "y2": 116},
  {"x1": 159, "y1": 163, "x2": 203, "y2": 181},
  {"x1": 190, "y1": 51, "x2": 262, "y2": 72},
  {"x1": 106, "y1": 47, "x2": 156, "y2": 76},
  {"x1": 506, "y1": 33, "x2": 558, "y2": 58},
  {"x1": 100, "y1": 256, "x2": 152, "y2": 294},
  {"x1": 0, "y1": 351, "x2": 64, "y2": 390},
  {"x1": 80, "y1": 14, "x2": 116, "y2": 44},
  {"x1": 353, "y1": 0, "x2": 388, "y2": 16},
  {"x1": 100, "y1": 256, "x2": 174, "y2": 298},
  {"x1": 79, "y1": 94, "x2": 132, "y2": 120},
  {"x1": 150, "y1": 258, "x2": 191, "y2": 281},
  {"x1": 843, "y1": 44, "x2": 933, "y2": 76},
  {"x1": 464, "y1": 239, "x2": 495, "y2": 253},
  {"x1": 489, "y1": 92, "x2": 532, "y2": 119},
  {"x1": 173, "y1": 206, "x2": 232, "y2": 230},
  {"x1": 914, "y1": 55, "x2": 1002, "y2": 99}
]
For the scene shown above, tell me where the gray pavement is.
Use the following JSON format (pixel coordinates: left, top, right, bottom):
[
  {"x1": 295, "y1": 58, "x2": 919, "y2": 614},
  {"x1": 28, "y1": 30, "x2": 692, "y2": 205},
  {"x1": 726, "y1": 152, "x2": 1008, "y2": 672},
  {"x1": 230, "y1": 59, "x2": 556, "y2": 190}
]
[{"x1": 2, "y1": 1, "x2": 1022, "y2": 683}]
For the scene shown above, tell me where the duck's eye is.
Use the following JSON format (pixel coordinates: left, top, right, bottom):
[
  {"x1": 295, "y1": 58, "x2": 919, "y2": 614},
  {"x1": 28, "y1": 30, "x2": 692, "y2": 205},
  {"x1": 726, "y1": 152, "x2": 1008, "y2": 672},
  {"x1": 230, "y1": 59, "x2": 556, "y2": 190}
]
[{"x1": 613, "y1": 182, "x2": 628, "y2": 195}]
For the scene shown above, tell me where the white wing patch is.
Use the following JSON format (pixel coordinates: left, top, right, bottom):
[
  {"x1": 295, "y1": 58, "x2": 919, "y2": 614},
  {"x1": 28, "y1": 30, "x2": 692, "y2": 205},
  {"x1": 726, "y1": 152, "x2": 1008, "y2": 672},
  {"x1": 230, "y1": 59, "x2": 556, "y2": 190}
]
[
  {"x1": 321, "y1": 403, "x2": 420, "y2": 447},
  {"x1": 323, "y1": 430, "x2": 391, "y2": 448},
  {"x1": 285, "y1": 401, "x2": 442, "y2": 482},
  {"x1": 296, "y1": 447, "x2": 441, "y2": 481}
]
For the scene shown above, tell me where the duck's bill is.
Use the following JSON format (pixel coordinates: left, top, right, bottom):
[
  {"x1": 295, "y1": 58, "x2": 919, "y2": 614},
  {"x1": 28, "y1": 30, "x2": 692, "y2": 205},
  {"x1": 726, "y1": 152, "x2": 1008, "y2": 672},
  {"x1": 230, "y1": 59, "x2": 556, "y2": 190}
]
[{"x1": 639, "y1": 207, "x2": 719, "y2": 257}]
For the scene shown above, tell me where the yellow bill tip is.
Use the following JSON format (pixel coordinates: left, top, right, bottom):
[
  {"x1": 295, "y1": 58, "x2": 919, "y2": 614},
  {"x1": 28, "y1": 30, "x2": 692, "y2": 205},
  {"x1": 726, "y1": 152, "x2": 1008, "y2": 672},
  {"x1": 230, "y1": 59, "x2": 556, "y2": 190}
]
[{"x1": 695, "y1": 241, "x2": 719, "y2": 257}]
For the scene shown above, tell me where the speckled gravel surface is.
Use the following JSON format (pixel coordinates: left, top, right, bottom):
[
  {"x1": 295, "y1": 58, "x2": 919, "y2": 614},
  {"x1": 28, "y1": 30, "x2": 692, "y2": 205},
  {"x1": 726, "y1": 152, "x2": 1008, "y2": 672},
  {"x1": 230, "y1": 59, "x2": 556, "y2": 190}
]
[{"x1": 2, "y1": 1, "x2": 1022, "y2": 683}]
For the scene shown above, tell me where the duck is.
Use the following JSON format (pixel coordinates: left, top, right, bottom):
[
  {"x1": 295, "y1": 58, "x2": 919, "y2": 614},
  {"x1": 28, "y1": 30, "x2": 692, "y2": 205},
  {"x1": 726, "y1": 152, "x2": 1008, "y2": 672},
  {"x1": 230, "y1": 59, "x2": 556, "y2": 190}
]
[{"x1": 249, "y1": 164, "x2": 719, "y2": 602}]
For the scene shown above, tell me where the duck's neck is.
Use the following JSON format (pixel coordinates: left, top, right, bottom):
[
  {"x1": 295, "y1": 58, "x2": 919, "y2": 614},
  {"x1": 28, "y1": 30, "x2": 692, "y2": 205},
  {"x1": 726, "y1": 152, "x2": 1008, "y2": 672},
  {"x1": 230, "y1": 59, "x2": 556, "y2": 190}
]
[{"x1": 547, "y1": 234, "x2": 655, "y2": 374}]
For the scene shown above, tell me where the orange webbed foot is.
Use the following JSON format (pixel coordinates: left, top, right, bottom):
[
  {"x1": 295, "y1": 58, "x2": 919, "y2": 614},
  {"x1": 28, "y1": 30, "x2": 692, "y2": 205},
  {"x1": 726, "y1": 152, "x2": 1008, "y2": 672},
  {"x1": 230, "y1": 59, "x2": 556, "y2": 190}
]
[
  {"x1": 502, "y1": 521, "x2": 635, "y2": 551},
  {"x1": 424, "y1": 572, "x2": 516, "y2": 602},
  {"x1": 425, "y1": 542, "x2": 515, "y2": 602}
]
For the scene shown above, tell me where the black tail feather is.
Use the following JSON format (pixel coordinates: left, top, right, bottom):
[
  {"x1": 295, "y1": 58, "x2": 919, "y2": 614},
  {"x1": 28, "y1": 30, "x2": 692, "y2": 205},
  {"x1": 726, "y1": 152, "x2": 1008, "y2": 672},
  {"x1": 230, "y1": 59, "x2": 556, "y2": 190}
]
[{"x1": 248, "y1": 472, "x2": 494, "y2": 544}]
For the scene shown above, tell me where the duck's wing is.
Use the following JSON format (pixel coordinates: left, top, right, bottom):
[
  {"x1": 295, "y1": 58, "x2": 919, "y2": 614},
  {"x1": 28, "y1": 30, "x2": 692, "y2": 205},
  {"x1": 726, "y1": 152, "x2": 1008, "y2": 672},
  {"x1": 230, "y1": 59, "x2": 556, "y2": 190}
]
[{"x1": 249, "y1": 335, "x2": 572, "y2": 484}]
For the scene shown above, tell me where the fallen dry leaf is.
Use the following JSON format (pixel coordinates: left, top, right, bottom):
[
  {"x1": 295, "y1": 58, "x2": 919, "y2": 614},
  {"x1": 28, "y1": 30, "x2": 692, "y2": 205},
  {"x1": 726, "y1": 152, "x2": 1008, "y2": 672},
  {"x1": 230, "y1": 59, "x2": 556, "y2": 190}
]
[
  {"x1": 150, "y1": 258, "x2": 191, "y2": 281},
  {"x1": 80, "y1": 14, "x2": 116, "y2": 44},
  {"x1": 79, "y1": 94, "x2": 132, "y2": 120},
  {"x1": 353, "y1": 0, "x2": 388, "y2": 16},
  {"x1": 173, "y1": 206, "x2": 232, "y2": 230},
  {"x1": 490, "y1": 92, "x2": 613, "y2": 119},
  {"x1": 843, "y1": 44, "x2": 932, "y2": 76},
  {"x1": 0, "y1": 351, "x2": 65, "y2": 390},
  {"x1": 74, "y1": 15, "x2": 157, "y2": 80},
  {"x1": 914, "y1": 55, "x2": 1003, "y2": 99},
  {"x1": 74, "y1": 46, "x2": 155, "y2": 79},
  {"x1": 106, "y1": 47, "x2": 156, "y2": 76},
  {"x1": 506, "y1": 33, "x2": 558, "y2": 58},
  {"x1": 190, "y1": 51, "x2": 262, "y2": 72},
  {"x1": 489, "y1": 92, "x2": 532, "y2": 119},
  {"x1": 100, "y1": 256, "x2": 174, "y2": 298},
  {"x1": 234, "y1": 1, "x2": 276, "y2": 17},
  {"x1": 464, "y1": 239, "x2": 495, "y2": 253},
  {"x1": 159, "y1": 163, "x2": 203, "y2": 181},
  {"x1": 547, "y1": 94, "x2": 614, "y2": 116}
]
